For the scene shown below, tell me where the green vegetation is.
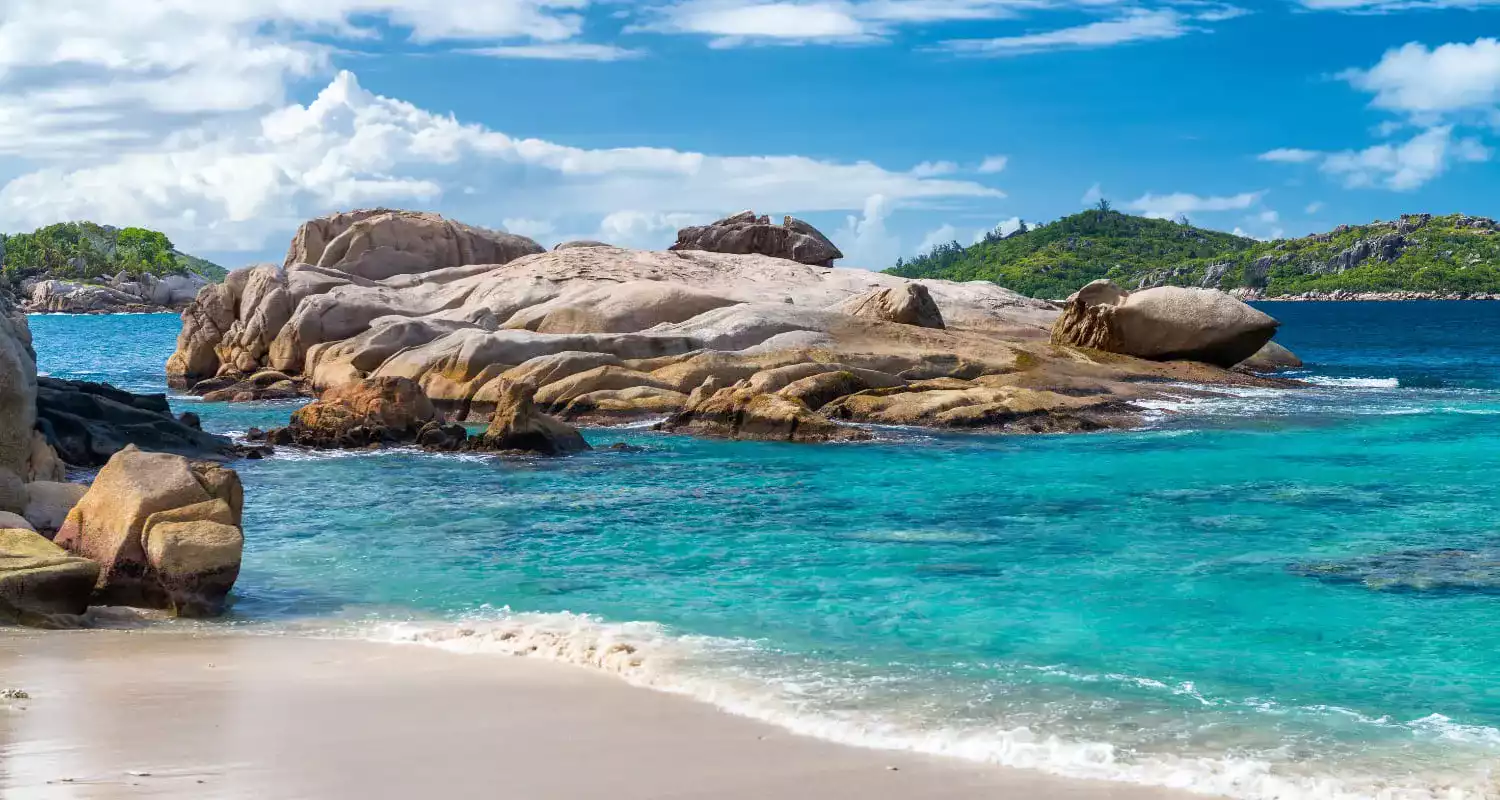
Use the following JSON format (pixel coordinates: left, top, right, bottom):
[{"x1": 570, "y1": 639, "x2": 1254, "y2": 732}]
[
  {"x1": 0, "y1": 221, "x2": 225, "y2": 282},
  {"x1": 887, "y1": 208, "x2": 1500, "y2": 299}
]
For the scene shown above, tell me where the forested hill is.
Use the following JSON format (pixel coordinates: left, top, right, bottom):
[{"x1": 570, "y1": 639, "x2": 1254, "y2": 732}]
[
  {"x1": 887, "y1": 209, "x2": 1500, "y2": 299},
  {"x1": 0, "y1": 222, "x2": 226, "y2": 282}
]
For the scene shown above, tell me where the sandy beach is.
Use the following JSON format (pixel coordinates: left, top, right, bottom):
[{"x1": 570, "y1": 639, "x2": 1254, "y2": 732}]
[{"x1": 0, "y1": 630, "x2": 1200, "y2": 800}]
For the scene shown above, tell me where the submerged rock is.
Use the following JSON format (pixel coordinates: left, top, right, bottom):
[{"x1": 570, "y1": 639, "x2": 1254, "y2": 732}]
[
  {"x1": 54, "y1": 445, "x2": 244, "y2": 617},
  {"x1": 1289, "y1": 548, "x2": 1500, "y2": 594},
  {"x1": 0, "y1": 527, "x2": 100, "y2": 627},
  {"x1": 659, "y1": 376, "x2": 869, "y2": 443},
  {"x1": 669, "y1": 211, "x2": 844, "y2": 266},
  {"x1": 1052, "y1": 280, "x2": 1280, "y2": 368}
]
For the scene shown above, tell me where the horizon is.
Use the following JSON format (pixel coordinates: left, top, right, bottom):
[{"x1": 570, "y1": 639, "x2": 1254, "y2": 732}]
[{"x1": 0, "y1": 3, "x2": 1497, "y2": 272}]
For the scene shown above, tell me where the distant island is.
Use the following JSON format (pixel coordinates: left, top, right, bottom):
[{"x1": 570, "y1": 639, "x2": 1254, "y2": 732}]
[
  {"x1": 0, "y1": 222, "x2": 225, "y2": 313},
  {"x1": 888, "y1": 206, "x2": 1500, "y2": 300}
]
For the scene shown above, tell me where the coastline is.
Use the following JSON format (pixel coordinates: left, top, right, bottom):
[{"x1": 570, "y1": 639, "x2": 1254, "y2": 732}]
[{"x1": 0, "y1": 629, "x2": 1195, "y2": 800}]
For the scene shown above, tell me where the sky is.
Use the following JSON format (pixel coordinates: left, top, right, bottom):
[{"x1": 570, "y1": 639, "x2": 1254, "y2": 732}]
[{"x1": 0, "y1": 1, "x2": 1497, "y2": 271}]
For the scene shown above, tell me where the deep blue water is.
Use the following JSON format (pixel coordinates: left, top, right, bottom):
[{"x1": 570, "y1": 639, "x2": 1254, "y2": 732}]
[{"x1": 27, "y1": 305, "x2": 1500, "y2": 799}]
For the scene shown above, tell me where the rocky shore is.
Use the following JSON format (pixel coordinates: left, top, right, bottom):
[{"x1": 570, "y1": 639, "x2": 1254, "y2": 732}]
[
  {"x1": 1237, "y1": 289, "x2": 1500, "y2": 302},
  {"x1": 163, "y1": 208, "x2": 1299, "y2": 450},
  {"x1": 20, "y1": 271, "x2": 208, "y2": 314}
]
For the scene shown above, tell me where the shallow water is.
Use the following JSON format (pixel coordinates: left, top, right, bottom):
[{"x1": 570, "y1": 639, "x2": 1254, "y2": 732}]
[{"x1": 26, "y1": 305, "x2": 1500, "y2": 799}]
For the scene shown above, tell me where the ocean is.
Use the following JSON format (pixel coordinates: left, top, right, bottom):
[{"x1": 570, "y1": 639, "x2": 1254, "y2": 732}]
[{"x1": 26, "y1": 303, "x2": 1500, "y2": 800}]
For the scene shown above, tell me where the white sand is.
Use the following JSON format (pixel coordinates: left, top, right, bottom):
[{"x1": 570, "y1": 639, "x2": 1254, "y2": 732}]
[{"x1": 0, "y1": 630, "x2": 1200, "y2": 799}]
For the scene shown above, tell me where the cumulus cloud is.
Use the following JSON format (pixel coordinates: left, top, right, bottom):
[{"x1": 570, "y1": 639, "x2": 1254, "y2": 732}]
[
  {"x1": 1319, "y1": 126, "x2": 1491, "y2": 190},
  {"x1": 1296, "y1": 0, "x2": 1500, "y2": 11},
  {"x1": 1305, "y1": 201, "x2": 1325, "y2": 214},
  {"x1": 916, "y1": 223, "x2": 960, "y2": 254},
  {"x1": 1080, "y1": 182, "x2": 1104, "y2": 205},
  {"x1": 838, "y1": 195, "x2": 903, "y2": 268},
  {"x1": 0, "y1": 71, "x2": 1002, "y2": 254},
  {"x1": 1125, "y1": 190, "x2": 1264, "y2": 218},
  {"x1": 1339, "y1": 38, "x2": 1500, "y2": 120}
]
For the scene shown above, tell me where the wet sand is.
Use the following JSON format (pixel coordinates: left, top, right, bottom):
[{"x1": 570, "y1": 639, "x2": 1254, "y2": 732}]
[{"x1": 0, "y1": 630, "x2": 1200, "y2": 799}]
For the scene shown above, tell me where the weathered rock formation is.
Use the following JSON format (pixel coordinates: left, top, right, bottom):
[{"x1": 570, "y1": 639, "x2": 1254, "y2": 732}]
[
  {"x1": 23, "y1": 481, "x2": 89, "y2": 536},
  {"x1": 167, "y1": 210, "x2": 1297, "y2": 442},
  {"x1": 0, "y1": 293, "x2": 35, "y2": 514},
  {"x1": 55, "y1": 446, "x2": 244, "y2": 617},
  {"x1": 0, "y1": 527, "x2": 100, "y2": 626},
  {"x1": 1239, "y1": 341, "x2": 1303, "y2": 372},
  {"x1": 1052, "y1": 280, "x2": 1279, "y2": 368},
  {"x1": 468, "y1": 380, "x2": 590, "y2": 455},
  {"x1": 266, "y1": 376, "x2": 440, "y2": 449},
  {"x1": 23, "y1": 272, "x2": 207, "y2": 314},
  {"x1": 833, "y1": 284, "x2": 945, "y2": 329},
  {"x1": 669, "y1": 211, "x2": 844, "y2": 266},
  {"x1": 36, "y1": 377, "x2": 237, "y2": 467}
]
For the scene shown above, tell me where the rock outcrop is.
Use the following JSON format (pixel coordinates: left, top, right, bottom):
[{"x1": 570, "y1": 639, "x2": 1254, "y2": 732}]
[
  {"x1": 833, "y1": 284, "x2": 945, "y2": 329},
  {"x1": 669, "y1": 211, "x2": 844, "y2": 266},
  {"x1": 1239, "y1": 341, "x2": 1303, "y2": 372},
  {"x1": 35, "y1": 377, "x2": 237, "y2": 467},
  {"x1": 54, "y1": 446, "x2": 244, "y2": 617},
  {"x1": 283, "y1": 208, "x2": 544, "y2": 281},
  {"x1": 166, "y1": 210, "x2": 1300, "y2": 444},
  {"x1": 23, "y1": 481, "x2": 89, "y2": 536},
  {"x1": 468, "y1": 380, "x2": 590, "y2": 455},
  {"x1": 22, "y1": 272, "x2": 207, "y2": 314},
  {"x1": 0, "y1": 527, "x2": 100, "y2": 627},
  {"x1": 267, "y1": 376, "x2": 439, "y2": 449},
  {"x1": 1051, "y1": 280, "x2": 1280, "y2": 368}
]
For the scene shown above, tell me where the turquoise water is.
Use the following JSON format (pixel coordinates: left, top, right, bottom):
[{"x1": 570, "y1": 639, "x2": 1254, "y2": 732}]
[{"x1": 27, "y1": 307, "x2": 1500, "y2": 799}]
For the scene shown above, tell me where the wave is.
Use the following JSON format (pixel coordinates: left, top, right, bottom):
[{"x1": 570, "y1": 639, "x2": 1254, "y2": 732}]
[
  {"x1": 355, "y1": 610, "x2": 1495, "y2": 800},
  {"x1": 1302, "y1": 377, "x2": 1402, "y2": 389}
]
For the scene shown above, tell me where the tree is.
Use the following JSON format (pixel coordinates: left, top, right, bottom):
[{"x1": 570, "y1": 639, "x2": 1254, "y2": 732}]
[{"x1": 1095, "y1": 198, "x2": 1113, "y2": 213}]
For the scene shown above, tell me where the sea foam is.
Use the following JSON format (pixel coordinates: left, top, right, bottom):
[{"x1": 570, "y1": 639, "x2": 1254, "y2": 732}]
[{"x1": 362, "y1": 611, "x2": 1496, "y2": 800}]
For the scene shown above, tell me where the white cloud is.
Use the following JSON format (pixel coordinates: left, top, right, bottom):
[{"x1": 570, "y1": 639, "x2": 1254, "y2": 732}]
[
  {"x1": 917, "y1": 223, "x2": 960, "y2": 254},
  {"x1": 1305, "y1": 201, "x2": 1325, "y2": 214},
  {"x1": 991, "y1": 216, "x2": 1024, "y2": 237},
  {"x1": 632, "y1": 0, "x2": 1080, "y2": 45},
  {"x1": 912, "y1": 160, "x2": 959, "y2": 177},
  {"x1": 594, "y1": 211, "x2": 715, "y2": 248},
  {"x1": 1297, "y1": 0, "x2": 1500, "y2": 10},
  {"x1": 1258, "y1": 148, "x2": 1320, "y2": 163},
  {"x1": 1339, "y1": 38, "x2": 1500, "y2": 118},
  {"x1": 936, "y1": 9, "x2": 1193, "y2": 56},
  {"x1": 838, "y1": 194, "x2": 903, "y2": 268},
  {"x1": 464, "y1": 43, "x2": 647, "y2": 61},
  {"x1": 1319, "y1": 126, "x2": 1491, "y2": 190},
  {"x1": 502, "y1": 218, "x2": 558, "y2": 239},
  {"x1": 1125, "y1": 190, "x2": 1264, "y2": 218},
  {"x1": 976, "y1": 154, "x2": 1009, "y2": 174},
  {"x1": 1081, "y1": 182, "x2": 1103, "y2": 205},
  {"x1": 0, "y1": 71, "x2": 1003, "y2": 254},
  {"x1": 1257, "y1": 209, "x2": 1279, "y2": 223}
]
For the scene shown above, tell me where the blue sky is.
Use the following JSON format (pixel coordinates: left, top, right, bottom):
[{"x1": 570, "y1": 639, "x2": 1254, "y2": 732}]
[{"x1": 0, "y1": 1, "x2": 1496, "y2": 271}]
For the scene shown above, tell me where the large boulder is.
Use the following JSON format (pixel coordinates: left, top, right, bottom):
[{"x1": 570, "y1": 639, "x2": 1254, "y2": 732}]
[
  {"x1": 1239, "y1": 340, "x2": 1303, "y2": 372},
  {"x1": 832, "y1": 284, "x2": 945, "y2": 329},
  {"x1": 669, "y1": 211, "x2": 844, "y2": 266},
  {"x1": 0, "y1": 528, "x2": 100, "y2": 626},
  {"x1": 267, "y1": 376, "x2": 439, "y2": 449},
  {"x1": 292, "y1": 209, "x2": 544, "y2": 281},
  {"x1": 53, "y1": 446, "x2": 243, "y2": 617},
  {"x1": 501, "y1": 281, "x2": 739, "y2": 334},
  {"x1": 1051, "y1": 280, "x2": 1279, "y2": 368},
  {"x1": 35, "y1": 378, "x2": 236, "y2": 467},
  {"x1": 469, "y1": 380, "x2": 590, "y2": 455},
  {"x1": 166, "y1": 280, "x2": 238, "y2": 388},
  {"x1": 23, "y1": 481, "x2": 89, "y2": 536},
  {"x1": 0, "y1": 302, "x2": 36, "y2": 514}
]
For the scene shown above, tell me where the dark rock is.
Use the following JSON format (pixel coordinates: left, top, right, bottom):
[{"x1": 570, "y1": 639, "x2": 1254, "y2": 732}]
[
  {"x1": 669, "y1": 211, "x2": 844, "y2": 266},
  {"x1": 179, "y1": 411, "x2": 202, "y2": 430},
  {"x1": 245, "y1": 427, "x2": 266, "y2": 442},
  {"x1": 35, "y1": 378, "x2": 236, "y2": 467}
]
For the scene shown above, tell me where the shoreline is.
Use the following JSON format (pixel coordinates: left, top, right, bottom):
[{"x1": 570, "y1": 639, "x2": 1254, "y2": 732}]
[{"x1": 0, "y1": 628, "x2": 1197, "y2": 800}]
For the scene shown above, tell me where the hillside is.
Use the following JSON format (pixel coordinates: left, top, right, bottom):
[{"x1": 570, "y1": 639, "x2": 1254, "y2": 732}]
[
  {"x1": 0, "y1": 221, "x2": 226, "y2": 283},
  {"x1": 887, "y1": 209, "x2": 1500, "y2": 299}
]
